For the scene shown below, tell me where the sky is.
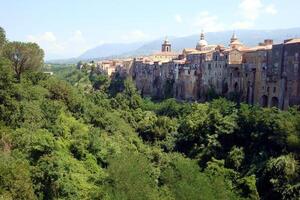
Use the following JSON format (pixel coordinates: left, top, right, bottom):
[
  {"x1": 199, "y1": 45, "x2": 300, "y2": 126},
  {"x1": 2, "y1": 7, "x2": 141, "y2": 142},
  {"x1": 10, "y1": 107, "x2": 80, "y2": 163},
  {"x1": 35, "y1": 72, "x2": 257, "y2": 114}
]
[{"x1": 0, "y1": 0, "x2": 299, "y2": 60}]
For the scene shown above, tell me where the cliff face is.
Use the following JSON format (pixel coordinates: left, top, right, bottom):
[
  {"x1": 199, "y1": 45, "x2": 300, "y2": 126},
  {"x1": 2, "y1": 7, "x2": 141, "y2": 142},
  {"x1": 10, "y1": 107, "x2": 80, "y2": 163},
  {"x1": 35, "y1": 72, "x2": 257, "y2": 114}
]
[{"x1": 130, "y1": 38, "x2": 300, "y2": 109}]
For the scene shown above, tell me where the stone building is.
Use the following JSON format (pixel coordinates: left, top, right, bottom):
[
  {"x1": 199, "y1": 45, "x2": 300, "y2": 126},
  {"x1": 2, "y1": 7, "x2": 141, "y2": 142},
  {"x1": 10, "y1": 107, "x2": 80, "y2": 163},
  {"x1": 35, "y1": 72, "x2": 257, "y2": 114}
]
[
  {"x1": 202, "y1": 47, "x2": 227, "y2": 95},
  {"x1": 282, "y1": 39, "x2": 300, "y2": 107},
  {"x1": 241, "y1": 38, "x2": 300, "y2": 109},
  {"x1": 130, "y1": 32, "x2": 300, "y2": 109},
  {"x1": 131, "y1": 38, "x2": 178, "y2": 98},
  {"x1": 93, "y1": 59, "x2": 134, "y2": 77},
  {"x1": 174, "y1": 31, "x2": 223, "y2": 100},
  {"x1": 224, "y1": 34, "x2": 247, "y2": 98},
  {"x1": 242, "y1": 40, "x2": 273, "y2": 106},
  {"x1": 264, "y1": 38, "x2": 300, "y2": 109}
]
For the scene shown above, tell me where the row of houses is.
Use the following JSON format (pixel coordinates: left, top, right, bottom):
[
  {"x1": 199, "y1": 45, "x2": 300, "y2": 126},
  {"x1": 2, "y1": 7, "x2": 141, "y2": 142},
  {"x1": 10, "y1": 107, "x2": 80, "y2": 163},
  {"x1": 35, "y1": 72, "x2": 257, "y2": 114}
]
[{"x1": 131, "y1": 32, "x2": 300, "y2": 109}]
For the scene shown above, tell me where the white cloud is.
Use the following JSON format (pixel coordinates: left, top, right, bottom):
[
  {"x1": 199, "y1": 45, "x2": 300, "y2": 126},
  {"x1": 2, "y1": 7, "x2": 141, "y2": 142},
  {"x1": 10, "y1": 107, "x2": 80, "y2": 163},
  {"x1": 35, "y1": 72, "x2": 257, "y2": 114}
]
[
  {"x1": 175, "y1": 14, "x2": 183, "y2": 23},
  {"x1": 28, "y1": 32, "x2": 57, "y2": 43},
  {"x1": 27, "y1": 30, "x2": 91, "y2": 59},
  {"x1": 193, "y1": 11, "x2": 224, "y2": 32},
  {"x1": 239, "y1": 0, "x2": 263, "y2": 20},
  {"x1": 27, "y1": 32, "x2": 64, "y2": 52},
  {"x1": 231, "y1": 21, "x2": 254, "y2": 29},
  {"x1": 121, "y1": 30, "x2": 149, "y2": 42},
  {"x1": 233, "y1": 0, "x2": 278, "y2": 30},
  {"x1": 238, "y1": 0, "x2": 278, "y2": 21},
  {"x1": 69, "y1": 30, "x2": 85, "y2": 43},
  {"x1": 265, "y1": 4, "x2": 277, "y2": 15}
]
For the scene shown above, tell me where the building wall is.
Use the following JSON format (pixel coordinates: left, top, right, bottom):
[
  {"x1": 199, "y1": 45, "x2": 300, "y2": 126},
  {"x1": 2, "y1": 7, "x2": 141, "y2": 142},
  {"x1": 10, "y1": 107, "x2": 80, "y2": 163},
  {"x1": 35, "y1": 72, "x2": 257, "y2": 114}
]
[
  {"x1": 283, "y1": 42, "x2": 300, "y2": 107},
  {"x1": 202, "y1": 51, "x2": 227, "y2": 95},
  {"x1": 130, "y1": 39, "x2": 300, "y2": 109}
]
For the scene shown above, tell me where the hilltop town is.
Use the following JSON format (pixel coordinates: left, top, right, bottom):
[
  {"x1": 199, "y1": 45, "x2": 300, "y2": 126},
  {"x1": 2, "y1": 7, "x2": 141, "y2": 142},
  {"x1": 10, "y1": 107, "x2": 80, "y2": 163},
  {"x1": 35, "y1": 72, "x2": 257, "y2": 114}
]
[
  {"x1": 1, "y1": 2, "x2": 300, "y2": 197},
  {"x1": 79, "y1": 32, "x2": 300, "y2": 110}
]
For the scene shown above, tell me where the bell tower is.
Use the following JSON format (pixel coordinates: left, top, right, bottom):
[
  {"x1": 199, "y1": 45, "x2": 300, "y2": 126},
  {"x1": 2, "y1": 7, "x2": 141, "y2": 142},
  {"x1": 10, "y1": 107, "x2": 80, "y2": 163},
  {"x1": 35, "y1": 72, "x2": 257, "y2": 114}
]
[
  {"x1": 162, "y1": 36, "x2": 171, "y2": 52},
  {"x1": 196, "y1": 30, "x2": 208, "y2": 51}
]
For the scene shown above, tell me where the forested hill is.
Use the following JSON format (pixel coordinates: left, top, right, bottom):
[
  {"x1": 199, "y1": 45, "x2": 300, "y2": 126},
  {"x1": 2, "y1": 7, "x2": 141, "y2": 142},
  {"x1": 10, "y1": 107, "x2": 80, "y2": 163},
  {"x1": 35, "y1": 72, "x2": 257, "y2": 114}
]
[{"x1": 0, "y1": 26, "x2": 300, "y2": 200}]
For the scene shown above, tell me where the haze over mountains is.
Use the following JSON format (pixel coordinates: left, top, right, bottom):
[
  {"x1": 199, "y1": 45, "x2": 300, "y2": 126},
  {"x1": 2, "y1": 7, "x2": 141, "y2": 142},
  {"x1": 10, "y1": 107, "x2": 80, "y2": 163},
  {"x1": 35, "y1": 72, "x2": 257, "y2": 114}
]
[{"x1": 47, "y1": 27, "x2": 300, "y2": 63}]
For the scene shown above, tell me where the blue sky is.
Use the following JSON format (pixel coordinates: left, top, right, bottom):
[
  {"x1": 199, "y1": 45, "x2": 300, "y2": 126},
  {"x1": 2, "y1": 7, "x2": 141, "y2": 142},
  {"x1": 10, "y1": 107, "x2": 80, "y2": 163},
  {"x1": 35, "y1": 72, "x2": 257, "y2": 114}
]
[{"x1": 1, "y1": 0, "x2": 299, "y2": 59}]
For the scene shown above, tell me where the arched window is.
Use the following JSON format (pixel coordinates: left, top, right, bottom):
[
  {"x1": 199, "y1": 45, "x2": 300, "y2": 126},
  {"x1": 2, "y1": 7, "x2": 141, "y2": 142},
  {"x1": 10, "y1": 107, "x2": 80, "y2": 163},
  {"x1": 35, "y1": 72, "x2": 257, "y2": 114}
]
[
  {"x1": 234, "y1": 82, "x2": 239, "y2": 91},
  {"x1": 271, "y1": 97, "x2": 279, "y2": 108},
  {"x1": 261, "y1": 95, "x2": 268, "y2": 107},
  {"x1": 222, "y1": 82, "x2": 229, "y2": 94}
]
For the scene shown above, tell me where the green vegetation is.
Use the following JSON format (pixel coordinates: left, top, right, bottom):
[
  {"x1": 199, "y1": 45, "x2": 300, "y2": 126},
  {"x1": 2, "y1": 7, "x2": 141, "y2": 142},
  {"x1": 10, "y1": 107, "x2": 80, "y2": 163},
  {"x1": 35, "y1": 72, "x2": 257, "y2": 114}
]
[{"x1": 0, "y1": 27, "x2": 299, "y2": 200}]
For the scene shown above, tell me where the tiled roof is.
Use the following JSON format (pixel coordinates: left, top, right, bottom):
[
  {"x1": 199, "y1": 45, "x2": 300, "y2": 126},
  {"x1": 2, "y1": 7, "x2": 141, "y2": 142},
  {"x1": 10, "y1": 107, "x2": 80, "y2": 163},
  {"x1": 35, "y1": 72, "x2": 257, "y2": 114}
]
[
  {"x1": 189, "y1": 50, "x2": 213, "y2": 55},
  {"x1": 245, "y1": 45, "x2": 272, "y2": 52},
  {"x1": 285, "y1": 38, "x2": 300, "y2": 44},
  {"x1": 152, "y1": 51, "x2": 179, "y2": 56}
]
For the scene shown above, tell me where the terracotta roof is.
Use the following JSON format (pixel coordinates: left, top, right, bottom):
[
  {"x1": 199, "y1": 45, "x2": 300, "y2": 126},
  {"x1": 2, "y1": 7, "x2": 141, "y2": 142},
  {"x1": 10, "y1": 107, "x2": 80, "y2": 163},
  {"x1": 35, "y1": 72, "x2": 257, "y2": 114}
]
[
  {"x1": 189, "y1": 50, "x2": 213, "y2": 55},
  {"x1": 285, "y1": 38, "x2": 300, "y2": 44},
  {"x1": 183, "y1": 48, "x2": 197, "y2": 52},
  {"x1": 245, "y1": 45, "x2": 272, "y2": 52},
  {"x1": 223, "y1": 46, "x2": 250, "y2": 52},
  {"x1": 230, "y1": 40, "x2": 243, "y2": 45},
  {"x1": 152, "y1": 51, "x2": 179, "y2": 56}
]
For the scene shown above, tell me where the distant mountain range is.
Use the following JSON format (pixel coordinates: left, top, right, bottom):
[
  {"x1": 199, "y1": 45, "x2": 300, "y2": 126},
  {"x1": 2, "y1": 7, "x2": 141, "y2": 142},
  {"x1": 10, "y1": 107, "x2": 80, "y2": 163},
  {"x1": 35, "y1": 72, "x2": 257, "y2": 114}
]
[{"x1": 46, "y1": 27, "x2": 300, "y2": 64}]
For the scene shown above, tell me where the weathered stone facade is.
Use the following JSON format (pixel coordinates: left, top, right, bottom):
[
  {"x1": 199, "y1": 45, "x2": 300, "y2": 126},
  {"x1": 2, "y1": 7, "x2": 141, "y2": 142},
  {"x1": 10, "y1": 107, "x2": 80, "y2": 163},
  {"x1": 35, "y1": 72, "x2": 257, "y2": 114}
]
[{"x1": 131, "y1": 33, "x2": 300, "y2": 109}]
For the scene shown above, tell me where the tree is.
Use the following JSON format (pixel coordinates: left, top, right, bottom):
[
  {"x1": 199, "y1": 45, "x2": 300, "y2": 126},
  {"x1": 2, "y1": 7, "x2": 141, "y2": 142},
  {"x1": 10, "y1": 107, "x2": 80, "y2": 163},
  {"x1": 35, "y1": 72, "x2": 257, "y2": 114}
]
[
  {"x1": 137, "y1": 112, "x2": 177, "y2": 144},
  {"x1": 225, "y1": 146, "x2": 245, "y2": 170},
  {"x1": 0, "y1": 58, "x2": 20, "y2": 127},
  {"x1": 176, "y1": 103, "x2": 237, "y2": 160},
  {"x1": 0, "y1": 27, "x2": 6, "y2": 54},
  {"x1": 3, "y1": 41, "x2": 44, "y2": 80},
  {"x1": 105, "y1": 151, "x2": 161, "y2": 200},
  {"x1": 0, "y1": 152, "x2": 37, "y2": 200},
  {"x1": 160, "y1": 154, "x2": 241, "y2": 200},
  {"x1": 108, "y1": 71, "x2": 126, "y2": 97},
  {"x1": 89, "y1": 73, "x2": 109, "y2": 91},
  {"x1": 260, "y1": 154, "x2": 299, "y2": 200}
]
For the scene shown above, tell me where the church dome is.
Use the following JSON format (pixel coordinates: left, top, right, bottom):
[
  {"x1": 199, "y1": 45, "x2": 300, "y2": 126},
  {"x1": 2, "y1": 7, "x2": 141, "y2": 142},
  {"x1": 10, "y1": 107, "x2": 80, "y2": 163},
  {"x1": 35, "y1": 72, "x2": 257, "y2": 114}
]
[
  {"x1": 196, "y1": 31, "x2": 208, "y2": 50},
  {"x1": 231, "y1": 32, "x2": 237, "y2": 43},
  {"x1": 230, "y1": 32, "x2": 243, "y2": 49},
  {"x1": 197, "y1": 39, "x2": 208, "y2": 47}
]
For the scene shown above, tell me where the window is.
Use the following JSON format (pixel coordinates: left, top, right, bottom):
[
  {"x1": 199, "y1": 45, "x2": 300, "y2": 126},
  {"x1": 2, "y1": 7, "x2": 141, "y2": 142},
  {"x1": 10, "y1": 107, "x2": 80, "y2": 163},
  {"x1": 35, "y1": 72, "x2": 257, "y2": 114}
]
[
  {"x1": 294, "y1": 64, "x2": 299, "y2": 73},
  {"x1": 273, "y1": 87, "x2": 276, "y2": 93}
]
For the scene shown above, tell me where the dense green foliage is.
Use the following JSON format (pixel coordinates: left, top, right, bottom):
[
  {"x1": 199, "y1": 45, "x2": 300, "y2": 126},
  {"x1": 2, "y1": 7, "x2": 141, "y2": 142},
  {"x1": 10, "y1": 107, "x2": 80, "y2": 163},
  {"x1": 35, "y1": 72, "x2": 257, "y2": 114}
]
[
  {"x1": 0, "y1": 27, "x2": 299, "y2": 199},
  {"x1": 2, "y1": 41, "x2": 44, "y2": 81},
  {"x1": 0, "y1": 27, "x2": 6, "y2": 54}
]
